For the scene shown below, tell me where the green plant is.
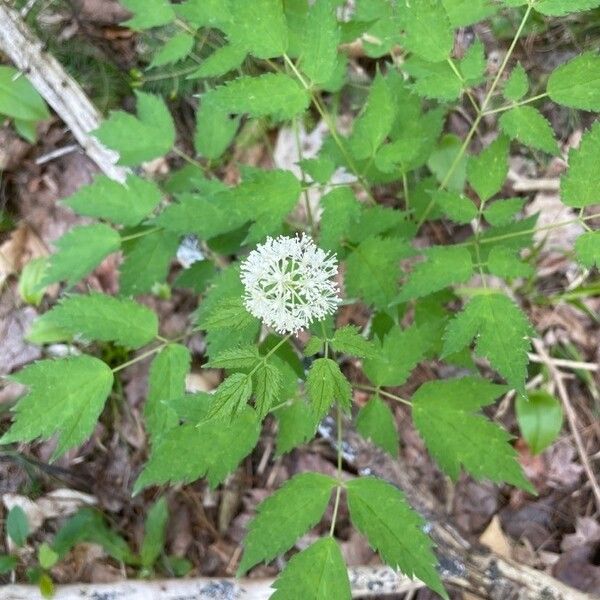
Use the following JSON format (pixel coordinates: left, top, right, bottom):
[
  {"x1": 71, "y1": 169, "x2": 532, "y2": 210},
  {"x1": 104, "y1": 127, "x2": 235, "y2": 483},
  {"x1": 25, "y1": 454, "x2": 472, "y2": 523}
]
[{"x1": 4, "y1": 0, "x2": 600, "y2": 597}]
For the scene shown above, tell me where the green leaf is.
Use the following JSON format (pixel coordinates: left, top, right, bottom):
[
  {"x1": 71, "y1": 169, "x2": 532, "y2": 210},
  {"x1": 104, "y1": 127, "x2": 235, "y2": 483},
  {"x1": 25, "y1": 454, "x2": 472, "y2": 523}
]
[
  {"x1": 306, "y1": 358, "x2": 351, "y2": 420},
  {"x1": 547, "y1": 52, "x2": 600, "y2": 112},
  {"x1": 38, "y1": 543, "x2": 58, "y2": 570},
  {"x1": 94, "y1": 92, "x2": 175, "y2": 165},
  {"x1": 14, "y1": 118, "x2": 38, "y2": 143},
  {"x1": 402, "y1": 0, "x2": 453, "y2": 62},
  {"x1": 483, "y1": 197, "x2": 525, "y2": 226},
  {"x1": 346, "y1": 477, "x2": 446, "y2": 598},
  {"x1": 189, "y1": 44, "x2": 247, "y2": 78},
  {"x1": 0, "y1": 555, "x2": 18, "y2": 574},
  {"x1": 239, "y1": 473, "x2": 336, "y2": 573},
  {"x1": 224, "y1": 0, "x2": 288, "y2": 59},
  {"x1": 207, "y1": 373, "x2": 253, "y2": 419},
  {"x1": 364, "y1": 324, "x2": 432, "y2": 388},
  {"x1": 18, "y1": 257, "x2": 47, "y2": 306},
  {"x1": 0, "y1": 66, "x2": 49, "y2": 121},
  {"x1": 535, "y1": 0, "x2": 600, "y2": 16},
  {"x1": 442, "y1": 0, "x2": 496, "y2": 26},
  {"x1": 331, "y1": 325, "x2": 375, "y2": 358},
  {"x1": 174, "y1": 0, "x2": 232, "y2": 27},
  {"x1": 487, "y1": 246, "x2": 533, "y2": 278},
  {"x1": 122, "y1": 0, "x2": 175, "y2": 29},
  {"x1": 516, "y1": 391, "x2": 563, "y2": 455},
  {"x1": 460, "y1": 39, "x2": 486, "y2": 85},
  {"x1": 319, "y1": 187, "x2": 361, "y2": 252},
  {"x1": 205, "y1": 73, "x2": 309, "y2": 122},
  {"x1": 32, "y1": 293, "x2": 158, "y2": 349},
  {"x1": 253, "y1": 361, "x2": 282, "y2": 418},
  {"x1": 396, "y1": 246, "x2": 473, "y2": 302},
  {"x1": 2, "y1": 356, "x2": 113, "y2": 459},
  {"x1": 299, "y1": 156, "x2": 336, "y2": 185},
  {"x1": 141, "y1": 497, "x2": 169, "y2": 569},
  {"x1": 575, "y1": 231, "x2": 600, "y2": 268},
  {"x1": 276, "y1": 399, "x2": 316, "y2": 455},
  {"x1": 356, "y1": 396, "x2": 398, "y2": 456},
  {"x1": 200, "y1": 297, "x2": 258, "y2": 332},
  {"x1": 145, "y1": 344, "x2": 191, "y2": 443},
  {"x1": 63, "y1": 174, "x2": 162, "y2": 226},
  {"x1": 194, "y1": 99, "x2": 240, "y2": 160},
  {"x1": 467, "y1": 135, "x2": 510, "y2": 201},
  {"x1": 304, "y1": 336, "x2": 324, "y2": 356},
  {"x1": 345, "y1": 237, "x2": 412, "y2": 309},
  {"x1": 149, "y1": 32, "x2": 194, "y2": 67},
  {"x1": 120, "y1": 229, "x2": 179, "y2": 296},
  {"x1": 442, "y1": 293, "x2": 532, "y2": 395},
  {"x1": 348, "y1": 71, "x2": 395, "y2": 159},
  {"x1": 432, "y1": 190, "x2": 478, "y2": 224},
  {"x1": 412, "y1": 377, "x2": 532, "y2": 492},
  {"x1": 270, "y1": 537, "x2": 351, "y2": 600},
  {"x1": 7, "y1": 506, "x2": 29, "y2": 546},
  {"x1": 52, "y1": 508, "x2": 136, "y2": 564},
  {"x1": 404, "y1": 58, "x2": 462, "y2": 101},
  {"x1": 503, "y1": 62, "x2": 528, "y2": 101},
  {"x1": 41, "y1": 224, "x2": 120, "y2": 288},
  {"x1": 205, "y1": 346, "x2": 260, "y2": 369},
  {"x1": 499, "y1": 106, "x2": 558, "y2": 155},
  {"x1": 300, "y1": 0, "x2": 340, "y2": 85},
  {"x1": 427, "y1": 134, "x2": 468, "y2": 192},
  {"x1": 560, "y1": 121, "x2": 600, "y2": 208},
  {"x1": 135, "y1": 407, "x2": 260, "y2": 491}
]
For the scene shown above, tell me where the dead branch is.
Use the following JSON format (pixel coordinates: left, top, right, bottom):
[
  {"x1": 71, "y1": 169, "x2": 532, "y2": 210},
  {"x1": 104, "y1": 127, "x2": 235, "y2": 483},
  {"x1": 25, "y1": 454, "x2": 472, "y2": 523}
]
[{"x1": 0, "y1": 2, "x2": 127, "y2": 182}]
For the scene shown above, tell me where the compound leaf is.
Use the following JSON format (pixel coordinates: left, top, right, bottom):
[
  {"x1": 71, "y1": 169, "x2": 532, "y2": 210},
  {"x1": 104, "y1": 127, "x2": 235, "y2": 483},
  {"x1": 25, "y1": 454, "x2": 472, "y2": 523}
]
[
  {"x1": 499, "y1": 106, "x2": 559, "y2": 155},
  {"x1": 306, "y1": 358, "x2": 351, "y2": 420}
]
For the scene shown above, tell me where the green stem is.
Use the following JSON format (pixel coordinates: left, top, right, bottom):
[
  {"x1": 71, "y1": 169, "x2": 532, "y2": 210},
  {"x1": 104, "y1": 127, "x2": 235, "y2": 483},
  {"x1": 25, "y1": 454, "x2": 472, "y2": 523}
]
[
  {"x1": 120, "y1": 227, "x2": 161, "y2": 243},
  {"x1": 354, "y1": 383, "x2": 412, "y2": 407},
  {"x1": 482, "y1": 92, "x2": 549, "y2": 116},
  {"x1": 329, "y1": 405, "x2": 343, "y2": 537}
]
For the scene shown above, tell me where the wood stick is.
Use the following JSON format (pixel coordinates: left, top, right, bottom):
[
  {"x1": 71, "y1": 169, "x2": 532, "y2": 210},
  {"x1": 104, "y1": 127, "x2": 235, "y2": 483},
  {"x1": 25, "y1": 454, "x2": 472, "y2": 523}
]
[{"x1": 0, "y1": 2, "x2": 127, "y2": 182}]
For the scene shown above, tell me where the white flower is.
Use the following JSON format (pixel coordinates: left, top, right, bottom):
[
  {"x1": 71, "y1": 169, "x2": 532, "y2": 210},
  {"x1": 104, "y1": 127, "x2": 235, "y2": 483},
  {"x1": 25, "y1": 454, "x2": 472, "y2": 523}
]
[{"x1": 240, "y1": 235, "x2": 341, "y2": 334}]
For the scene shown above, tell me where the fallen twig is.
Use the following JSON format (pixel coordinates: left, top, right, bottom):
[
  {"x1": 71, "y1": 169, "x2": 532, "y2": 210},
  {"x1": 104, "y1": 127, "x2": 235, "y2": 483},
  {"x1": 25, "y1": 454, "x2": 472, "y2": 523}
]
[{"x1": 0, "y1": 2, "x2": 127, "y2": 182}]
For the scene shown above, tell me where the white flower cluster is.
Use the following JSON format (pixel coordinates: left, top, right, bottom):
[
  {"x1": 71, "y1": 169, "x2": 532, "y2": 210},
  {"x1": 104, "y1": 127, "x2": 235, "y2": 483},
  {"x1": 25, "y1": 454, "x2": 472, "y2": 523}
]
[{"x1": 240, "y1": 235, "x2": 341, "y2": 334}]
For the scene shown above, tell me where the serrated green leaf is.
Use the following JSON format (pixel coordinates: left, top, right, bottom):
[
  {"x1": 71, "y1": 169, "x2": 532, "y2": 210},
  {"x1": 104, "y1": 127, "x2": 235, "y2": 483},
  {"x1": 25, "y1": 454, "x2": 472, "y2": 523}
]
[
  {"x1": 348, "y1": 205, "x2": 413, "y2": 243},
  {"x1": 349, "y1": 72, "x2": 395, "y2": 159},
  {"x1": 319, "y1": 187, "x2": 361, "y2": 252},
  {"x1": 428, "y1": 134, "x2": 468, "y2": 192},
  {"x1": 483, "y1": 197, "x2": 525, "y2": 226},
  {"x1": 364, "y1": 324, "x2": 432, "y2": 388},
  {"x1": 503, "y1": 62, "x2": 529, "y2": 101},
  {"x1": 200, "y1": 297, "x2": 258, "y2": 332},
  {"x1": 41, "y1": 224, "x2": 120, "y2": 288},
  {"x1": 487, "y1": 246, "x2": 533, "y2": 278},
  {"x1": 397, "y1": 246, "x2": 473, "y2": 302},
  {"x1": 0, "y1": 66, "x2": 50, "y2": 122},
  {"x1": 499, "y1": 106, "x2": 559, "y2": 155},
  {"x1": 194, "y1": 98, "x2": 240, "y2": 159},
  {"x1": 239, "y1": 473, "x2": 336, "y2": 573},
  {"x1": 442, "y1": 293, "x2": 532, "y2": 395},
  {"x1": 404, "y1": 57, "x2": 462, "y2": 101},
  {"x1": 205, "y1": 73, "x2": 309, "y2": 121},
  {"x1": 516, "y1": 391, "x2": 563, "y2": 455},
  {"x1": 467, "y1": 135, "x2": 510, "y2": 201},
  {"x1": 18, "y1": 257, "x2": 47, "y2": 306},
  {"x1": 120, "y1": 229, "x2": 179, "y2": 296},
  {"x1": 189, "y1": 43, "x2": 247, "y2": 79},
  {"x1": 141, "y1": 497, "x2": 169, "y2": 569},
  {"x1": 145, "y1": 344, "x2": 191, "y2": 443},
  {"x1": 298, "y1": 156, "x2": 336, "y2": 184},
  {"x1": 561, "y1": 121, "x2": 600, "y2": 208},
  {"x1": 575, "y1": 231, "x2": 600, "y2": 268},
  {"x1": 7, "y1": 506, "x2": 29, "y2": 547},
  {"x1": 174, "y1": 0, "x2": 232, "y2": 26},
  {"x1": 547, "y1": 52, "x2": 600, "y2": 112},
  {"x1": 1, "y1": 356, "x2": 113, "y2": 459},
  {"x1": 135, "y1": 406, "x2": 260, "y2": 491},
  {"x1": 223, "y1": 0, "x2": 288, "y2": 59},
  {"x1": 32, "y1": 293, "x2": 157, "y2": 348},
  {"x1": 356, "y1": 396, "x2": 398, "y2": 456},
  {"x1": 412, "y1": 377, "x2": 532, "y2": 492},
  {"x1": 63, "y1": 174, "x2": 162, "y2": 226},
  {"x1": 253, "y1": 361, "x2": 282, "y2": 418},
  {"x1": 306, "y1": 358, "x2": 351, "y2": 420},
  {"x1": 441, "y1": 0, "x2": 497, "y2": 26},
  {"x1": 331, "y1": 325, "x2": 375, "y2": 358},
  {"x1": 432, "y1": 190, "x2": 478, "y2": 224},
  {"x1": 94, "y1": 92, "x2": 175, "y2": 165},
  {"x1": 346, "y1": 477, "x2": 446, "y2": 598},
  {"x1": 121, "y1": 0, "x2": 175, "y2": 29},
  {"x1": 345, "y1": 237, "x2": 412, "y2": 308},
  {"x1": 207, "y1": 373, "x2": 253, "y2": 419},
  {"x1": 271, "y1": 537, "x2": 351, "y2": 600},
  {"x1": 300, "y1": 0, "x2": 340, "y2": 85},
  {"x1": 402, "y1": 0, "x2": 453, "y2": 62},
  {"x1": 535, "y1": 0, "x2": 600, "y2": 15},
  {"x1": 206, "y1": 346, "x2": 260, "y2": 369},
  {"x1": 276, "y1": 399, "x2": 316, "y2": 455},
  {"x1": 304, "y1": 336, "x2": 324, "y2": 356},
  {"x1": 460, "y1": 39, "x2": 486, "y2": 85},
  {"x1": 149, "y1": 32, "x2": 194, "y2": 67}
]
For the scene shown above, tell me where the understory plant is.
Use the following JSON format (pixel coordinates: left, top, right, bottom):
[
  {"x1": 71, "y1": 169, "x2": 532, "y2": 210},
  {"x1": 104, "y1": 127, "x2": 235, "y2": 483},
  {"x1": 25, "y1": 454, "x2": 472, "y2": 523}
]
[{"x1": 3, "y1": 0, "x2": 600, "y2": 597}]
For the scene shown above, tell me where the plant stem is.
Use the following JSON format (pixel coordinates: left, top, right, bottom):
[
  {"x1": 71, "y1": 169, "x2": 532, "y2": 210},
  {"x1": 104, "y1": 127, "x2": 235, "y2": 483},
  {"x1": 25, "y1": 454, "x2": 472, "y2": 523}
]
[
  {"x1": 120, "y1": 227, "x2": 161, "y2": 243},
  {"x1": 482, "y1": 92, "x2": 549, "y2": 116},
  {"x1": 353, "y1": 383, "x2": 412, "y2": 407},
  {"x1": 292, "y1": 116, "x2": 314, "y2": 232},
  {"x1": 329, "y1": 405, "x2": 343, "y2": 537}
]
